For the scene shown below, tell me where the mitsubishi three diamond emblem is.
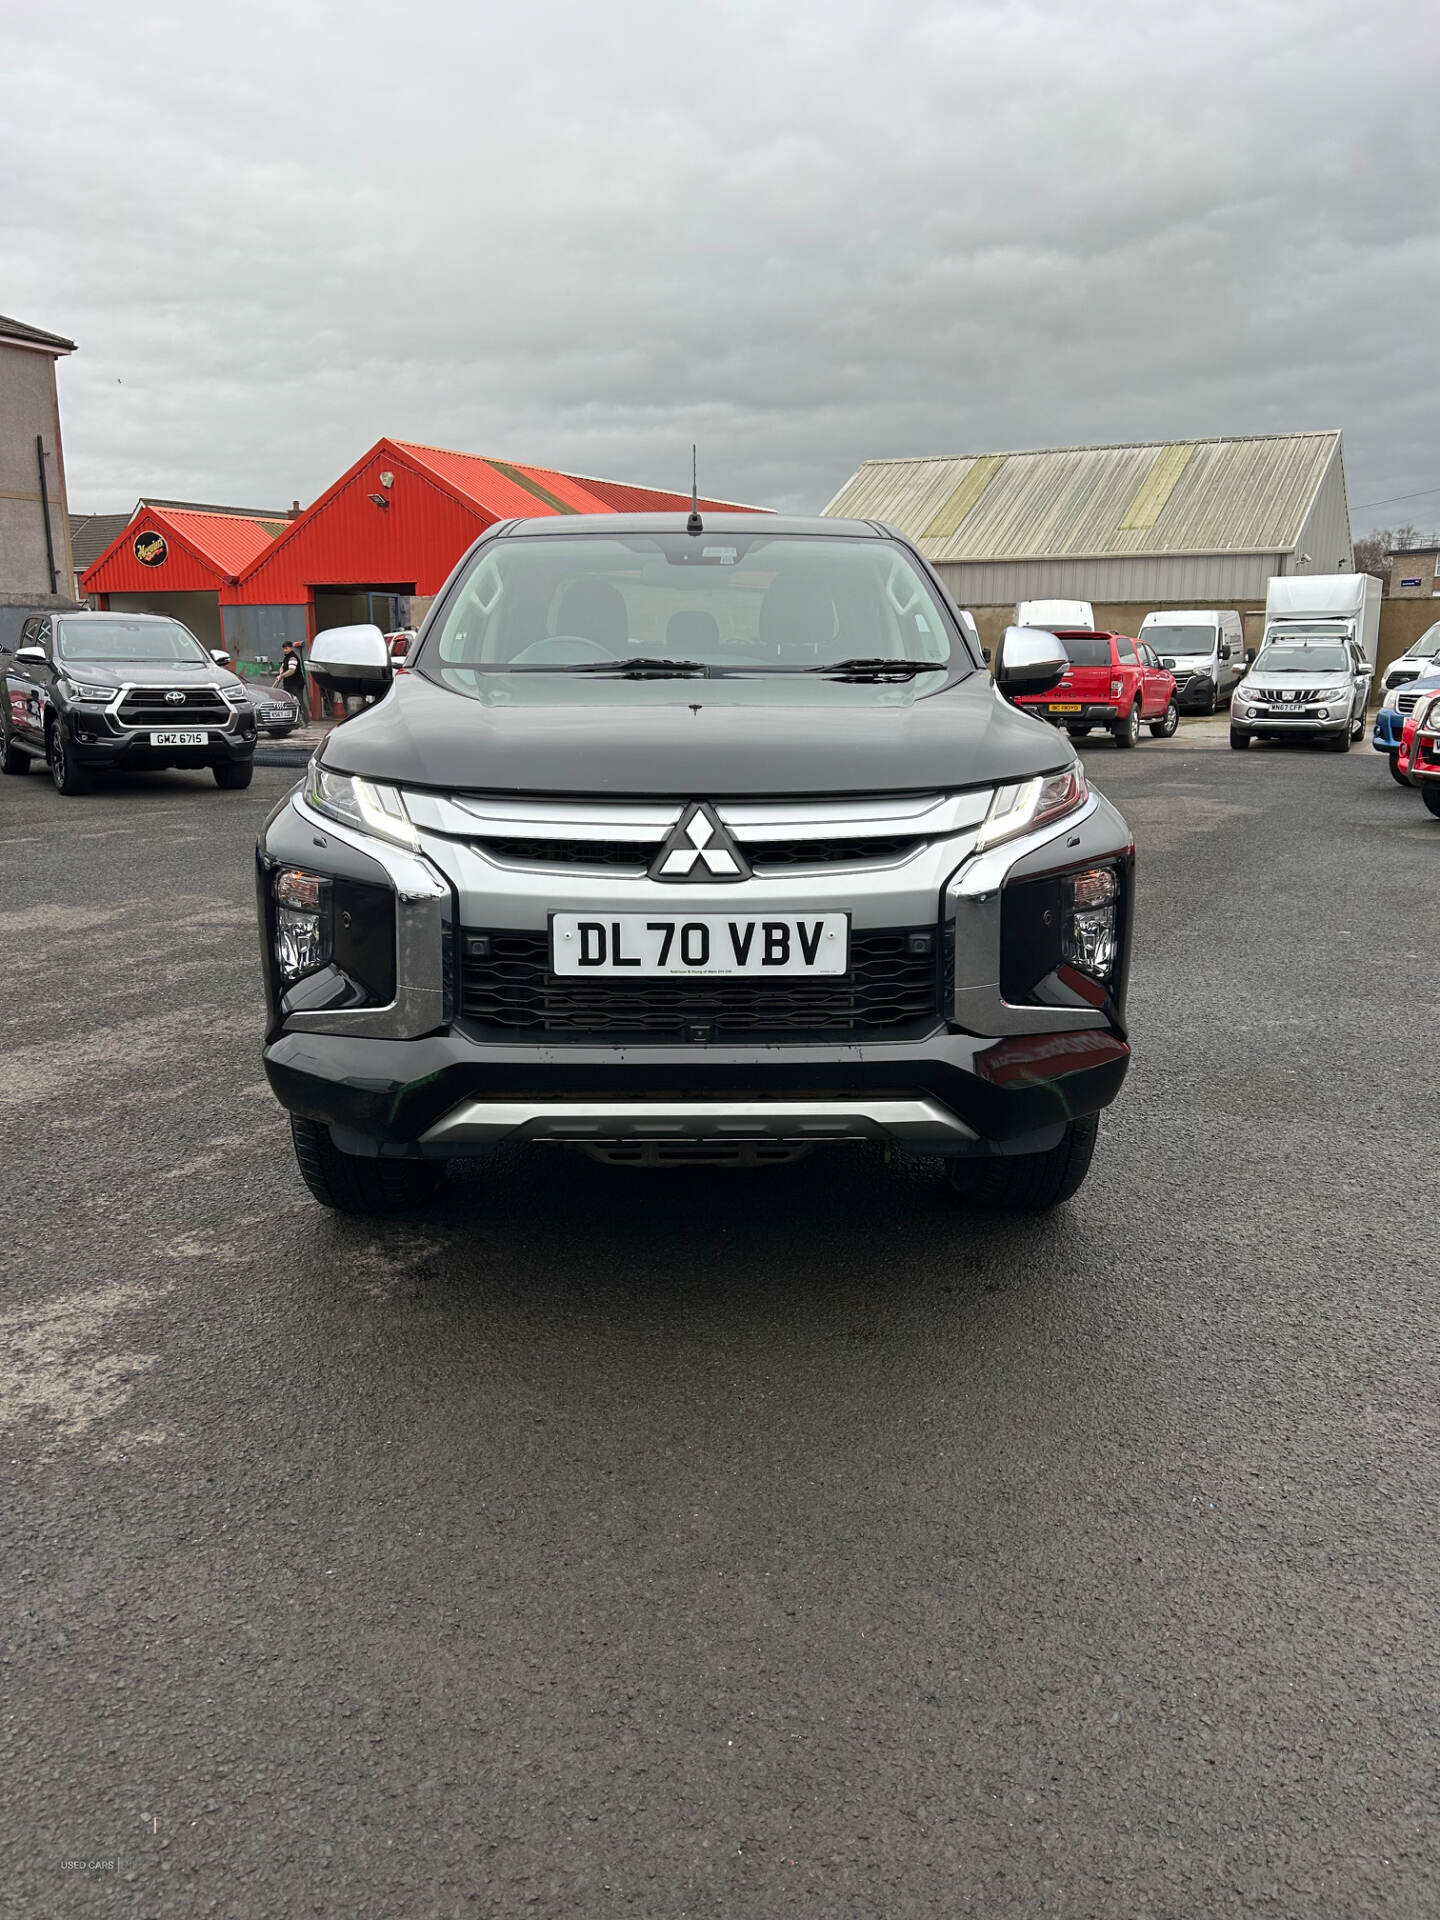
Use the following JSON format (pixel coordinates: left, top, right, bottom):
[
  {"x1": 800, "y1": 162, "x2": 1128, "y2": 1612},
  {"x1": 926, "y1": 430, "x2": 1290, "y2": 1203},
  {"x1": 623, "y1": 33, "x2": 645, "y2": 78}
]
[{"x1": 650, "y1": 802, "x2": 750, "y2": 883}]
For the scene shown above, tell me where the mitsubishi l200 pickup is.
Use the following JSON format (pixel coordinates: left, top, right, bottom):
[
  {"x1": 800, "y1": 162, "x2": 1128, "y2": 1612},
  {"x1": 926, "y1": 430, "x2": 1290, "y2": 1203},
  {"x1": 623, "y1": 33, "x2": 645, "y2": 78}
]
[{"x1": 255, "y1": 515, "x2": 1135, "y2": 1215}]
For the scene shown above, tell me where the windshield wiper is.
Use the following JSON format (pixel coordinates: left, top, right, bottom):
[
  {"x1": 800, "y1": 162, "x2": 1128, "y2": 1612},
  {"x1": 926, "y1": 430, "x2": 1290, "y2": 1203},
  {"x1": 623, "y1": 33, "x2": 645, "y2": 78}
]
[
  {"x1": 505, "y1": 657, "x2": 711, "y2": 677},
  {"x1": 802, "y1": 657, "x2": 947, "y2": 679}
]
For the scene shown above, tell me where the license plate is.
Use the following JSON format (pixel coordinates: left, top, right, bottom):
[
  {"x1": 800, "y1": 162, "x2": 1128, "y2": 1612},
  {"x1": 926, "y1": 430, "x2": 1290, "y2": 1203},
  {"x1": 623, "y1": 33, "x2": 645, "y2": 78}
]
[
  {"x1": 551, "y1": 913, "x2": 849, "y2": 976},
  {"x1": 1048, "y1": 702, "x2": 1083, "y2": 713},
  {"x1": 149, "y1": 729, "x2": 207, "y2": 746}
]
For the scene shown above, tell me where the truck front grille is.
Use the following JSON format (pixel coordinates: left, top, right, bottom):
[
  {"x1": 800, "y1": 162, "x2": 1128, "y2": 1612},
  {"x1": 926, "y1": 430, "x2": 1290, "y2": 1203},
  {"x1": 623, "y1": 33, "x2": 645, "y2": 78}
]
[
  {"x1": 474, "y1": 834, "x2": 922, "y2": 872},
  {"x1": 116, "y1": 687, "x2": 231, "y2": 727},
  {"x1": 458, "y1": 927, "x2": 940, "y2": 1040}
]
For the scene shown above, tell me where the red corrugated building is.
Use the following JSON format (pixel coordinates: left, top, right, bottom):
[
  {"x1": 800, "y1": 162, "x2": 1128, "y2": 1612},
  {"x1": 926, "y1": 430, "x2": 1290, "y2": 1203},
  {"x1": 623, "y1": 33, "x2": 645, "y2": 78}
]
[
  {"x1": 81, "y1": 504, "x2": 288, "y2": 651},
  {"x1": 83, "y1": 438, "x2": 769, "y2": 671}
]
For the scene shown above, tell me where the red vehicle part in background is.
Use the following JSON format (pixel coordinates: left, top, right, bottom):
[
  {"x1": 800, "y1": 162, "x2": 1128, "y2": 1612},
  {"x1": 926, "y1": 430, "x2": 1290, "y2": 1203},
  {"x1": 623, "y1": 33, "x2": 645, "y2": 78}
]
[
  {"x1": 1013, "y1": 630, "x2": 1177, "y2": 747},
  {"x1": 1401, "y1": 694, "x2": 1440, "y2": 817}
]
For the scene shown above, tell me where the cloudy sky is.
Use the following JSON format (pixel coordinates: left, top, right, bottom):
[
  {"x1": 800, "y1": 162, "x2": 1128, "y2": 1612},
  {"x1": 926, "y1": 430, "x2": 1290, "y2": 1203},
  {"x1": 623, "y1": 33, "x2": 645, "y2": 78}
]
[{"x1": 4, "y1": 0, "x2": 1437, "y2": 530}]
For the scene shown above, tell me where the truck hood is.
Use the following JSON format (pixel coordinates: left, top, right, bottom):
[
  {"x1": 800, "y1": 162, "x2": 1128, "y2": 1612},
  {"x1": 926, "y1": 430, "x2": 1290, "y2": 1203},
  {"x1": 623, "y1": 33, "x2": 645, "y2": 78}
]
[
  {"x1": 320, "y1": 673, "x2": 1075, "y2": 797},
  {"x1": 56, "y1": 659, "x2": 239, "y2": 693}
]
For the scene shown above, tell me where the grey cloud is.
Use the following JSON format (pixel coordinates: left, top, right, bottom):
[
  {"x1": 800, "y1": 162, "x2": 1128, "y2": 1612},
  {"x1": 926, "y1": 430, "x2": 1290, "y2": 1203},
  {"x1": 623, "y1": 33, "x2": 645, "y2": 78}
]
[{"x1": 3, "y1": 0, "x2": 1436, "y2": 526}]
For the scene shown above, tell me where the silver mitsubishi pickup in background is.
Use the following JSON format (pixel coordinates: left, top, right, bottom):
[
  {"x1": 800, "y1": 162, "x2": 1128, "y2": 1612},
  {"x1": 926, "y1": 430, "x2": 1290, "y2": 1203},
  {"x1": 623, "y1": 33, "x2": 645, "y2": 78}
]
[{"x1": 255, "y1": 514, "x2": 1135, "y2": 1217}]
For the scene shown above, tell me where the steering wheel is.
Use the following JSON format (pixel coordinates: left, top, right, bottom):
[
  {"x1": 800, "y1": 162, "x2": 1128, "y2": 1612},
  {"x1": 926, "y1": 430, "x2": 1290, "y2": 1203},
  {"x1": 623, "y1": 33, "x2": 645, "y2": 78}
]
[{"x1": 507, "y1": 635, "x2": 617, "y2": 666}]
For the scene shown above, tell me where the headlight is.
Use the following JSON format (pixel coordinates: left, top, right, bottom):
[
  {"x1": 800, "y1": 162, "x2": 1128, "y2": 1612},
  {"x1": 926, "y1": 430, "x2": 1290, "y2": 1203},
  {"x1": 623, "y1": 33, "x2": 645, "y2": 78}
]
[
  {"x1": 306, "y1": 759, "x2": 420, "y2": 850},
  {"x1": 1317, "y1": 685, "x2": 1350, "y2": 704},
  {"x1": 1382, "y1": 688, "x2": 1400, "y2": 710},
  {"x1": 62, "y1": 678, "x2": 112, "y2": 702},
  {"x1": 222, "y1": 684, "x2": 252, "y2": 708},
  {"x1": 1422, "y1": 698, "x2": 1440, "y2": 735},
  {"x1": 974, "y1": 765, "x2": 1088, "y2": 852}
]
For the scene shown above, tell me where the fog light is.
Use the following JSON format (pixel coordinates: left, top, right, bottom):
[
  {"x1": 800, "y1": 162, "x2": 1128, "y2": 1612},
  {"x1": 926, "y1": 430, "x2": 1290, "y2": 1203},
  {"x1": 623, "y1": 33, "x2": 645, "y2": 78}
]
[
  {"x1": 1316, "y1": 706, "x2": 1329, "y2": 720},
  {"x1": 1246, "y1": 705, "x2": 1259, "y2": 719},
  {"x1": 1063, "y1": 867, "x2": 1119, "y2": 980},
  {"x1": 274, "y1": 868, "x2": 331, "y2": 981}
]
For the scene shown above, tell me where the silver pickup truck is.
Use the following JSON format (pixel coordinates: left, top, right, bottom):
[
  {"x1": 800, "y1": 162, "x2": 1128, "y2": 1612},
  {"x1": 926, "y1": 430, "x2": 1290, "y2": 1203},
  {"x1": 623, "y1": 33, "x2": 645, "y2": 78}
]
[{"x1": 255, "y1": 513, "x2": 1134, "y2": 1216}]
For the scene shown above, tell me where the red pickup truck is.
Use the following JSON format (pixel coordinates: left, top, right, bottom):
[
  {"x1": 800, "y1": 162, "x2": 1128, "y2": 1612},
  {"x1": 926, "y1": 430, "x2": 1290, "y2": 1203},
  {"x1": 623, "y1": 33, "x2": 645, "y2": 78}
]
[{"x1": 1014, "y1": 631, "x2": 1178, "y2": 748}]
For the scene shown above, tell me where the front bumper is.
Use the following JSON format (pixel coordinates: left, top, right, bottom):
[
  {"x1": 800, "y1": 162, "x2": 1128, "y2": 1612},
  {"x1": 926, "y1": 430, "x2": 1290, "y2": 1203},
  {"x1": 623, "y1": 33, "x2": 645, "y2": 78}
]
[
  {"x1": 1229, "y1": 705, "x2": 1348, "y2": 736},
  {"x1": 67, "y1": 711, "x2": 254, "y2": 767},
  {"x1": 1411, "y1": 731, "x2": 1440, "y2": 784},
  {"x1": 256, "y1": 783, "x2": 1134, "y2": 1158},
  {"x1": 1373, "y1": 710, "x2": 1406, "y2": 751},
  {"x1": 265, "y1": 1023, "x2": 1130, "y2": 1159},
  {"x1": 1172, "y1": 675, "x2": 1217, "y2": 712}
]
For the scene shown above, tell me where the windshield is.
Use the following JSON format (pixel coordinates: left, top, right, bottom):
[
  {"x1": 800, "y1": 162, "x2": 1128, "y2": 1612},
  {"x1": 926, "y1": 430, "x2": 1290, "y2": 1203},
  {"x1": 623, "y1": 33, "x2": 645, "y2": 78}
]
[
  {"x1": 1403, "y1": 623, "x2": 1440, "y2": 657},
  {"x1": 418, "y1": 532, "x2": 966, "y2": 701},
  {"x1": 1252, "y1": 642, "x2": 1350, "y2": 674},
  {"x1": 57, "y1": 618, "x2": 209, "y2": 665},
  {"x1": 1143, "y1": 625, "x2": 1215, "y2": 656},
  {"x1": 1056, "y1": 634, "x2": 1111, "y2": 667}
]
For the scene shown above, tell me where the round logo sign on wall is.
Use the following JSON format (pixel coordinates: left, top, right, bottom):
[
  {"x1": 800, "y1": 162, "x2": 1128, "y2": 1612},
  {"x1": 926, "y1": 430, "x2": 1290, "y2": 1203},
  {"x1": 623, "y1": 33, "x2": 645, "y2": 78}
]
[{"x1": 133, "y1": 531, "x2": 168, "y2": 567}]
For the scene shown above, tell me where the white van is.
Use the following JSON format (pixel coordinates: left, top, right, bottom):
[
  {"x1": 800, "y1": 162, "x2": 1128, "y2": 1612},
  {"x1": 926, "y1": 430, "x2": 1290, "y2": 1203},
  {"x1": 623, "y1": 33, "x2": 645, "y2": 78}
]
[
  {"x1": 1138, "y1": 609, "x2": 1245, "y2": 712},
  {"x1": 1016, "y1": 598, "x2": 1095, "y2": 633}
]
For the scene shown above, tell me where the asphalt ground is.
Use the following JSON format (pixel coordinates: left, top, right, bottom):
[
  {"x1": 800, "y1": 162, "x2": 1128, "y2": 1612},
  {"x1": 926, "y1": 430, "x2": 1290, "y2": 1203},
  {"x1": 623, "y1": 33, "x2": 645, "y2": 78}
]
[{"x1": 2, "y1": 725, "x2": 1438, "y2": 1918}]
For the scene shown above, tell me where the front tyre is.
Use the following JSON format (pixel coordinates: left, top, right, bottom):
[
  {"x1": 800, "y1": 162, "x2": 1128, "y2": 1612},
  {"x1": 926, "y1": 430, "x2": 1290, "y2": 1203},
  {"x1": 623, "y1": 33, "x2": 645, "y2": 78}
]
[
  {"x1": 947, "y1": 1114, "x2": 1099, "y2": 1212},
  {"x1": 1388, "y1": 751, "x2": 1409, "y2": 786},
  {"x1": 289, "y1": 1115, "x2": 444, "y2": 1215},
  {"x1": 1112, "y1": 701, "x2": 1142, "y2": 749},
  {"x1": 1149, "y1": 698, "x2": 1179, "y2": 739},
  {"x1": 1328, "y1": 726, "x2": 1351, "y2": 753},
  {"x1": 1422, "y1": 785, "x2": 1440, "y2": 820},
  {"x1": 47, "y1": 721, "x2": 92, "y2": 795},
  {"x1": 1229, "y1": 726, "x2": 1251, "y2": 750},
  {"x1": 213, "y1": 759, "x2": 254, "y2": 790}
]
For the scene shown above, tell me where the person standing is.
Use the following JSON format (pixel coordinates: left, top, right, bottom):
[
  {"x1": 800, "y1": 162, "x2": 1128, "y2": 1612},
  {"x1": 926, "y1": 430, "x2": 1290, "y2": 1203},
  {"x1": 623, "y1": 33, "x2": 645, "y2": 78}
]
[{"x1": 274, "y1": 641, "x2": 308, "y2": 719}]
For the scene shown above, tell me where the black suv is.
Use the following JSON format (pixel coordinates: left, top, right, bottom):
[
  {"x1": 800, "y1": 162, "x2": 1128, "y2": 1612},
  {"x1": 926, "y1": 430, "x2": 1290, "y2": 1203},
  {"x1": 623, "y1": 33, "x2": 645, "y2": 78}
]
[
  {"x1": 256, "y1": 514, "x2": 1134, "y2": 1215},
  {"x1": 1, "y1": 610, "x2": 257, "y2": 793}
]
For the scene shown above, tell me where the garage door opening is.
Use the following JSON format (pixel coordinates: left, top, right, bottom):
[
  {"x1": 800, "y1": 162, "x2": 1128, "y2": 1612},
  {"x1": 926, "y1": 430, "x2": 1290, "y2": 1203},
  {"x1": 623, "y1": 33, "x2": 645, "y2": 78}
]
[{"x1": 312, "y1": 586, "x2": 414, "y2": 636}]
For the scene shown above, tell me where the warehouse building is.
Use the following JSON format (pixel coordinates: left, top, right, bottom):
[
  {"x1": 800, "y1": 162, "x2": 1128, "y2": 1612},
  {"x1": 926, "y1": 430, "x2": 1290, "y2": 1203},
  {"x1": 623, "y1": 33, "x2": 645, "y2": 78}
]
[
  {"x1": 824, "y1": 431, "x2": 1354, "y2": 649},
  {"x1": 83, "y1": 438, "x2": 762, "y2": 670}
]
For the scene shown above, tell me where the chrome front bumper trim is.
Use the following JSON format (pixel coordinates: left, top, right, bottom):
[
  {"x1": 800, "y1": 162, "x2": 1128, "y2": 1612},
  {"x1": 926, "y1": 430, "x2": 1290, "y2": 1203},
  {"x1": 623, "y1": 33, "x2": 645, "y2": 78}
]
[{"x1": 420, "y1": 1096, "x2": 978, "y2": 1148}]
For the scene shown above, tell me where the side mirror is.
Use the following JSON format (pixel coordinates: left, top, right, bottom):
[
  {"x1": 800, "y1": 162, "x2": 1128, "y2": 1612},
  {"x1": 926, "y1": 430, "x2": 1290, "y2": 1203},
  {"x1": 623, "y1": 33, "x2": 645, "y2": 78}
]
[
  {"x1": 210, "y1": 649, "x2": 235, "y2": 669},
  {"x1": 996, "y1": 625, "x2": 1068, "y2": 699},
  {"x1": 1219, "y1": 643, "x2": 1231, "y2": 659},
  {"x1": 15, "y1": 645, "x2": 46, "y2": 665},
  {"x1": 1245, "y1": 649, "x2": 1257, "y2": 666},
  {"x1": 309, "y1": 623, "x2": 393, "y2": 699},
  {"x1": 982, "y1": 646, "x2": 992, "y2": 667}
]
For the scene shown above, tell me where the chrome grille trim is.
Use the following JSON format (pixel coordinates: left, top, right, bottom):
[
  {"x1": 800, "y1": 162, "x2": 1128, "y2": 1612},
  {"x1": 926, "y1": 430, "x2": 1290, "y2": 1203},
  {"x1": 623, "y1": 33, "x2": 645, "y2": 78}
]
[
  {"x1": 403, "y1": 787, "x2": 991, "y2": 848},
  {"x1": 110, "y1": 683, "x2": 234, "y2": 732}
]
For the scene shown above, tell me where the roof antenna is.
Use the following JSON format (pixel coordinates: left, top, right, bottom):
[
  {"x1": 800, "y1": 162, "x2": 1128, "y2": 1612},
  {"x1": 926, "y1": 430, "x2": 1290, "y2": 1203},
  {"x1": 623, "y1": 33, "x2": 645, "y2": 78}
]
[{"x1": 687, "y1": 444, "x2": 703, "y2": 534}]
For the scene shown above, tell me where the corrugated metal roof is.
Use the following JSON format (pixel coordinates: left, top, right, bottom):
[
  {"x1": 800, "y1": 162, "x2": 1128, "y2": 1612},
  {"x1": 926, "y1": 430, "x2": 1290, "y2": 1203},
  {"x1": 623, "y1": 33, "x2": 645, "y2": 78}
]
[
  {"x1": 824, "y1": 433, "x2": 1343, "y2": 563},
  {"x1": 394, "y1": 442, "x2": 760, "y2": 518},
  {"x1": 81, "y1": 507, "x2": 281, "y2": 594},
  {"x1": 159, "y1": 510, "x2": 279, "y2": 575}
]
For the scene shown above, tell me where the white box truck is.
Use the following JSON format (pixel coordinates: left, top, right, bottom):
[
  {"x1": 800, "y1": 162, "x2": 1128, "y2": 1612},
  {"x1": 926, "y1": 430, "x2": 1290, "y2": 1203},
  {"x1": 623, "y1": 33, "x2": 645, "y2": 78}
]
[
  {"x1": 1016, "y1": 598, "x2": 1095, "y2": 632},
  {"x1": 1262, "y1": 575, "x2": 1381, "y2": 668}
]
